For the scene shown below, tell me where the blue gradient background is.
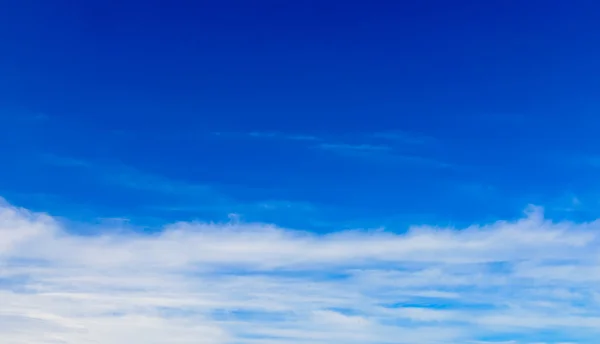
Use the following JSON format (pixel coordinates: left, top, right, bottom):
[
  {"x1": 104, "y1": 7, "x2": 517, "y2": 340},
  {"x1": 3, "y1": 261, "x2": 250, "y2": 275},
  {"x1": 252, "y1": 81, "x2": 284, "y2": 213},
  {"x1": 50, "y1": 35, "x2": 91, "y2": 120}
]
[{"x1": 1, "y1": 0, "x2": 599, "y2": 228}]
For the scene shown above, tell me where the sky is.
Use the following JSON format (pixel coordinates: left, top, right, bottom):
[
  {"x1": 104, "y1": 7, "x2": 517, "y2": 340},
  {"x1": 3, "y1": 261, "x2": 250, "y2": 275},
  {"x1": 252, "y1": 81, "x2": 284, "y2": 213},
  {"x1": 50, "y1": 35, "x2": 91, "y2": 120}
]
[{"x1": 1, "y1": 0, "x2": 600, "y2": 343}]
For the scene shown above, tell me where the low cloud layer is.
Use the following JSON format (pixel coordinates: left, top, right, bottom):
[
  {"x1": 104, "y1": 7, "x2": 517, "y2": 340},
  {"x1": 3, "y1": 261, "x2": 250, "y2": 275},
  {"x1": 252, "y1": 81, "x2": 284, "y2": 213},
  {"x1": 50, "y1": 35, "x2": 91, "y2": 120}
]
[{"x1": 1, "y1": 200, "x2": 599, "y2": 343}]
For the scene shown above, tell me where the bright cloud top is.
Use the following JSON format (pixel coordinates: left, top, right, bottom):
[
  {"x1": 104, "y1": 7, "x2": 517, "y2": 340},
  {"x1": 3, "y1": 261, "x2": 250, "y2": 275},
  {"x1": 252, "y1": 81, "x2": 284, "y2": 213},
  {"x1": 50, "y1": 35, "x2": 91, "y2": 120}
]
[{"x1": 1, "y1": 200, "x2": 600, "y2": 343}]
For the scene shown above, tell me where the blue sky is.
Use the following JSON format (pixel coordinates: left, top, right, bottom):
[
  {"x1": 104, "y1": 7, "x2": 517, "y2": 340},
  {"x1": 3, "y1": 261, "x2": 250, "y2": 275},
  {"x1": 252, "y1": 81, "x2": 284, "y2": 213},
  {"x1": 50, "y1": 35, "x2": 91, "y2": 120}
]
[{"x1": 1, "y1": 1, "x2": 600, "y2": 343}]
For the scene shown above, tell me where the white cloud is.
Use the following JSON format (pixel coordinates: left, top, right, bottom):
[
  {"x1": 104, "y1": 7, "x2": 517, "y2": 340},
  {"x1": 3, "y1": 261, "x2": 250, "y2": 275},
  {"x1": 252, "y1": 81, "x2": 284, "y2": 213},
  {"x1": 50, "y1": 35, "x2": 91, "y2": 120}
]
[{"x1": 1, "y1": 199, "x2": 600, "y2": 343}]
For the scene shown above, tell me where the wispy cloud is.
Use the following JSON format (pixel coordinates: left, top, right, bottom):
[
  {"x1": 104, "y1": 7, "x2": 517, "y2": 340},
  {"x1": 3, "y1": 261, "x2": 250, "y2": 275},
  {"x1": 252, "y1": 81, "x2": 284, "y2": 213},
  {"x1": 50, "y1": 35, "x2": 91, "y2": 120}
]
[
  {"x1": 247, "y1": 131, "x2": 322, "y2": 142},
  {"x1": 214, "y1": 131, "x2": 322, "y2": 142},
  {"x1": 220, "y1": 131, "x2": 448, "y2": 168},
  {"x1": 1, "y1": 200, "x2": 600, "y2": 343},
  {"x1": 316, "y1": 143, "x2": 451, "y2": 168},
  {"x1": 318, "y1": 143, "x2": 393, "y2": 152},
  {"x1": 39, "y1": 155, "x2": 317, "y2": 223},
  {"x1": 41, "y1": 154, "x2": 91, "y2": 168},
  {"x1": 0, "y1": 108, "x2": 50, "y2": 123},
  {"x1": 370, "y1": 130, "x2": 436, "y2": 145},
  {"x1": 229, "y1": 130, "x2": 436, "y2": 146},
  {"x1": 392, "y1": 154, "x2": 453, "y2": 168},
  {"x1": 41, "y1": 154, "x2": 217, "y2": 198}
]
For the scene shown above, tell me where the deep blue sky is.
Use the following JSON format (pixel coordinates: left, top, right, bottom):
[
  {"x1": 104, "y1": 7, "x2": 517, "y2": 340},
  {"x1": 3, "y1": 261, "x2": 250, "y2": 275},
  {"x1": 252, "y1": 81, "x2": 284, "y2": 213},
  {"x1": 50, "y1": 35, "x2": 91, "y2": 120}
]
[{"x1": 1, "y1": 0, "x2": 600, "y2": 230}]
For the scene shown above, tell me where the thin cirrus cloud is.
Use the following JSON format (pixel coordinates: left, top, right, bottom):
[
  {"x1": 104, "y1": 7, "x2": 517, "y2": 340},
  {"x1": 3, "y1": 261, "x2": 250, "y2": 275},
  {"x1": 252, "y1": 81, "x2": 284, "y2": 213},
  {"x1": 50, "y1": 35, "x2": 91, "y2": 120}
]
[
  {"x1": 1, "y1": 199, "x2": 600, "y2": 344},
  {"x1": 370, "y1": 130, "x2": 436, "y2": 145},
  {"x1": 216, "y1": 130, "x2": 436, "y2": 148},
  {"x1": 241, "y1": 130, "x2": 436, "y2": 145},
  {"x1": 247, "y1": 131, "x2": 322, "y2": 142},
  {"x1": 213, "y1": 131, "x2": 322, "y2": 142},
  {"x1": 41, "y1": 154, "x2": 219, "y2": 199},
  {"x1": 317, "y1": 142, "x2": 452, "y2": 168},
  {"x1": 221, "y1": 131, "x2": 451, "y2": 168},
  {"x1": 37, "y1": 154, "x2": 319, "y2": 224},
  {"x1": 317, "y1": 142, "x2": 393, "y2": 152}
]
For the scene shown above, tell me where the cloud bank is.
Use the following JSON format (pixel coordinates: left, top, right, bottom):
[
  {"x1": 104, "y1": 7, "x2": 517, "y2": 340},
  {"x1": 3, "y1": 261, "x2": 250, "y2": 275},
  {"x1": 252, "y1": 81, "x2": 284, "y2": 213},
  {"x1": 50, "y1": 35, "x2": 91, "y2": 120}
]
[{"x1": 1, "y1": 200, "x2": 600, "y2": 343}]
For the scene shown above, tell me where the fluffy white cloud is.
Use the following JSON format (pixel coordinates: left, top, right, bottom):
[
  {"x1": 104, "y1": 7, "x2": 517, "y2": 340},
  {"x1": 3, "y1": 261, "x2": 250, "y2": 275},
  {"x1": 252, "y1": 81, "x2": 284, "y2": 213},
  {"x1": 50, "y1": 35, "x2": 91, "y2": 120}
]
[{"x1": 1, "y1": 200, "x2": 600, "y2": 343}]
